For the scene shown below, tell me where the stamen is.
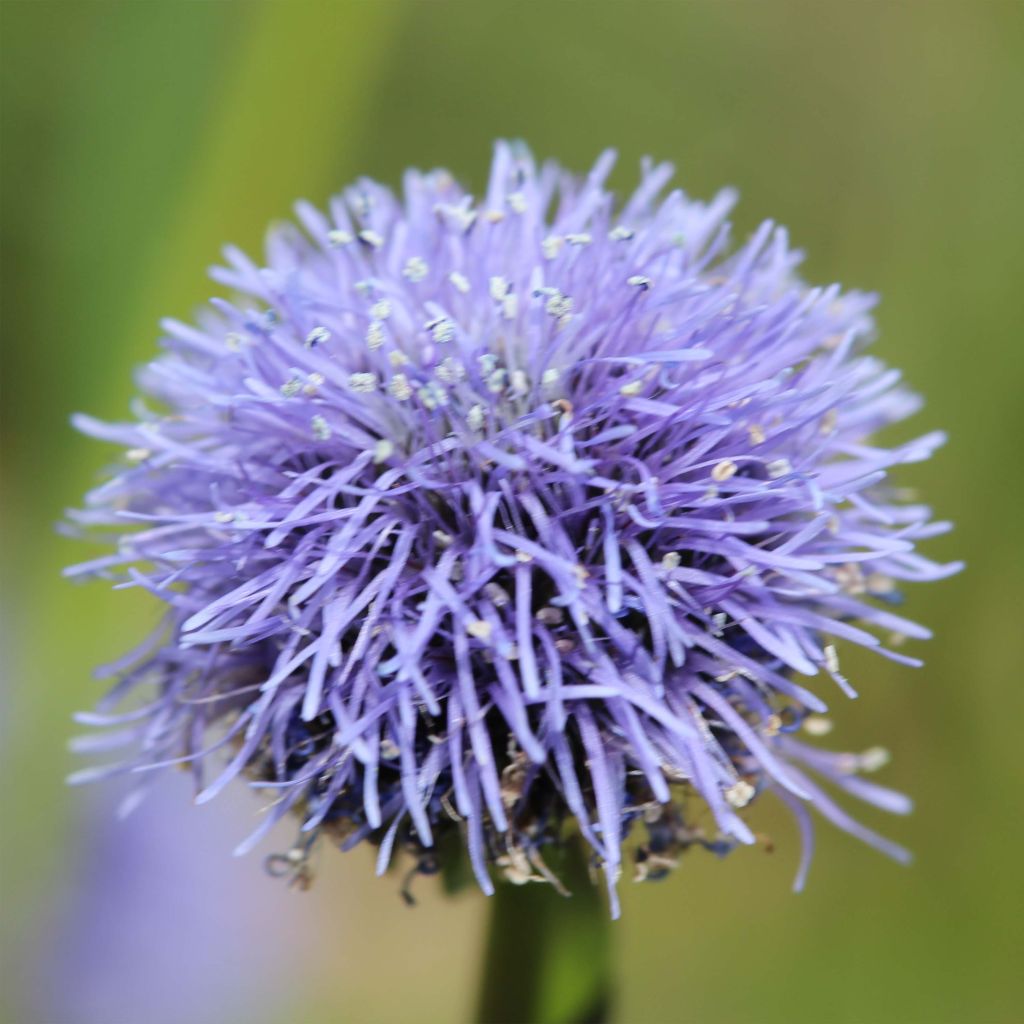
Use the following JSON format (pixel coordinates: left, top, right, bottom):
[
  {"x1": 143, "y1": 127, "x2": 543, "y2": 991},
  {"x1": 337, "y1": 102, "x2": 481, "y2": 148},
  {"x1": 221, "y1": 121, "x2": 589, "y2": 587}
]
[
  {"x1": 366, "y1": 321, "x2": 386, "y2": 350},
  {"x1": 545, "y1": 292, "x2": 573, "y2": 318},
  {"x1": 305, "y1": 327, "x2": 331, "y2": 349},
  {"x1": 466, "y1": 619, "x2": 492, "y2": 641},
  {"x1": 803, "y1": 716, "x2": 833, "y2": 737},
  {"x1": 725, "y1": 780, "x2": 755, "y2": 808},
  {"x1": 310, "y1": 415, "x2": 332, "y2": 441},
  {"x1": 403, "y1": 257, "x2": 428, "y2": 282},
  {"x1": 541, "y1": 236, "x2": 564, "y2": 260},
  {"x1": 859, "y1": 747, "x2": 891, "y2": 773},
  {"x1": 466, "y1": 405, "x2": 485, "y2": 430},
  {"x1": 712, "y1": 459, "x2": 738, "y2": 482},
  {"x1": 347, "y1": 372, "x2": 378, "y2": 393},
  {"x1": 388, "y1": 373, "x2": 412, "y2": 401}
]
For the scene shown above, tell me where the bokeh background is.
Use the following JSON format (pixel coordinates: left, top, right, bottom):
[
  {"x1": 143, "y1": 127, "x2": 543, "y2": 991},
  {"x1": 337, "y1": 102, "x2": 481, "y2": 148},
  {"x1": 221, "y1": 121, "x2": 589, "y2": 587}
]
[{"x1": 2, "y1": 2, "x2": 1022, "y2": 1022}]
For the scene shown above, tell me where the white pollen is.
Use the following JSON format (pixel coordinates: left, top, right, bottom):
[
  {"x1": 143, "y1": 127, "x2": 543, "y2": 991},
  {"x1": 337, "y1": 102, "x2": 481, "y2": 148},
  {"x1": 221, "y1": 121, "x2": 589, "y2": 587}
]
[
  {"x1": 489, "y1": 276, "x2": 510, "y2": 300},
  {"x1": 483, "y1": 209, "x2": 505, "y2": 223},
  {"x1": 545, "y1": 293, "x2": 573, "y2": 318},
  {"x1": 766, "y1": 458, "x2": 792, "y2": 479},
  {"x1": 487, "y1": 368, "x2": 508, "y2": 393},
  {"x1": 327, "y1": 229, "x2": 353, "y2": 247},
  {"x1": 535, "y1": 606, "x2": 563, "y2": 626},
  {"x1": 712, "y1": 459, "x2": 738, "y2": 482},
  {"x1": 347, "y1": 372, "x2": 378, "y2": 393},
  {"x1": 373, "y1": 439, "x2": 394, "y2": 463},
  {"x1": 280, "y1": 377, "x2": 302, "y2": 397},
  {"x1": 125, "y1": 447, "x2": 150, "y2": 463},
  {"x1": 435, "y1": 202, "x2": 477, "y2": 232},
  {"x1": 416, "y1": 385, "x2": 441, "y2": 410},
  {"x1": 725, "y1": 780, "x2": 755, "y2": 809},
  {"x1": 541, "y1": 368, "x2": 560, "y2": 387},
  {"x1": 859, "y1": 747, "x2": 891, "y2": 773},
  {"x1": 627, "y1": 275, "x2": 652, "y2": 289},
  {"x1": 609, "y1": 225, "x2": 634, "y2": 241},
  {"x1": 429, "y1": 318, "x2": 456, "y2": 344},
  {"x1": 358, "y1": 229, "x2": 384, "y2": 249},
  {"x1": 507, "y1": 191, "x2": 528, "y2": 214},
  {"x1": 432, "y1": 529, "x2": 454, "y2": 548},
  {"x1": 213, "y1": 511, "x2": 236, "y2": 524},
  {"x1": 510, "y1": 370, "x2": 528, "y2": 394},
  {"x1": 310, "y1": 415, "x2": 332, "y2": 441},
  {"x1": 502, "y1": 293, "x2": 519, "y2": 320},
  {"x1": 824, "y1": 644, "x2": 840, "y2": 674},
  {"x1": 388, "y1": 373, "x2": 412, "y2": 401},
  {"x1": 619, "y1": 380, "x2": 643, "y2": 396},
  {"x1": 661, "y1": 552, "x2": 681, "y2": 571},
  {"x1": 466, "y1": 619, "x2": 492, "y2": 641},
  {"x1": 541, "y1": 235, "x2": 564, "y2": 260},
  {"x1": 748, "y1": 424, "x2": 767, "y2": 445},
  {"x1": 370, "y1": 299, "x2": 392, "y2": 320},
  {"x1": 305, "y1": 326, "x2": 331, "y2": 348},
  {"x1": 566, "y1": 232, "x2": 592, "y2": 246},
  {"x1": 366, "y1": 321, "x2": 386, "y2": 350},
  {"x1": 484, "y1": 582, "x2": 510, "y2": 607},
  {"x1": 466, "y1": 404, "x2": 485, "y2": 430},
  {"x1": 403, "y1": 256, "x2": 429, "y2": 282},
  {"x1": 449, "y1": 271, "x2": 471, "y2": 293},
  {"x1": 388, "y1": 350, "x2": 409, "y2": 367},
  {"x1": 836, "y1": 562, "x2": 867, "y2": 595},
  {"x1": 434, "y1": 357, "x2": 464, "y2": 384},
  {"x1": 803, "y1": 716, "x2": 834, "y2": 737}
]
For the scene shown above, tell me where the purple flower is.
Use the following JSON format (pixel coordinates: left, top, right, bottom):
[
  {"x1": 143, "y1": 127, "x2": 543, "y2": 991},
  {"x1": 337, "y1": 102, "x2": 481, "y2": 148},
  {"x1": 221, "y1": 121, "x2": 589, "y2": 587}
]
[{"x1": 67, "y1": 143, "x2": 959, "y2": 916}]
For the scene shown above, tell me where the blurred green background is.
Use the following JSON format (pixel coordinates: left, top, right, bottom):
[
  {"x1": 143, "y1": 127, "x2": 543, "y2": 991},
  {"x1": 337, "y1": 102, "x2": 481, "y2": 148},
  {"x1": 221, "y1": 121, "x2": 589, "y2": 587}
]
[{"x1": 2, "y1": 2, "x2": 1023, "y2": 1022}]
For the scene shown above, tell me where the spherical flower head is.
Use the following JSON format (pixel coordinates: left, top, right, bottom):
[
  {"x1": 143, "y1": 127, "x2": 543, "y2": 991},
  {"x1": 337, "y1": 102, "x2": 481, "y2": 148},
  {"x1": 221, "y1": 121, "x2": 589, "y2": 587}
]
[{"x1": 67, "y1": 142, "x2": 960, "y2": 915}]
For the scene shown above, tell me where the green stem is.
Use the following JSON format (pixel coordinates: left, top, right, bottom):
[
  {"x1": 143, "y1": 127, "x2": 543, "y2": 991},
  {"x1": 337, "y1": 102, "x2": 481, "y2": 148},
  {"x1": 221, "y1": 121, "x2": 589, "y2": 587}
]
[{"x1": 474, "y1": 840, "x2": 613, "y2": 1024}]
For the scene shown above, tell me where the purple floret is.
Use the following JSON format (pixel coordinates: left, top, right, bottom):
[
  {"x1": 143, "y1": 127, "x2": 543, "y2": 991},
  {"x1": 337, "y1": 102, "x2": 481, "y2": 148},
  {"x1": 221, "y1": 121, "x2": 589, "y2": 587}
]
[{"x1": 67, "y1": 143, "x2": 960, "y2": 915}]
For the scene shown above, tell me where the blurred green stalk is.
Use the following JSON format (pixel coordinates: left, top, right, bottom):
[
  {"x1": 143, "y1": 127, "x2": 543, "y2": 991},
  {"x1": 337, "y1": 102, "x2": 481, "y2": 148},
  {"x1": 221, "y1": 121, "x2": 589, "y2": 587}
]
[{"x1": 475, "y1": 840, "x2": 612, "y2": 1024}]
